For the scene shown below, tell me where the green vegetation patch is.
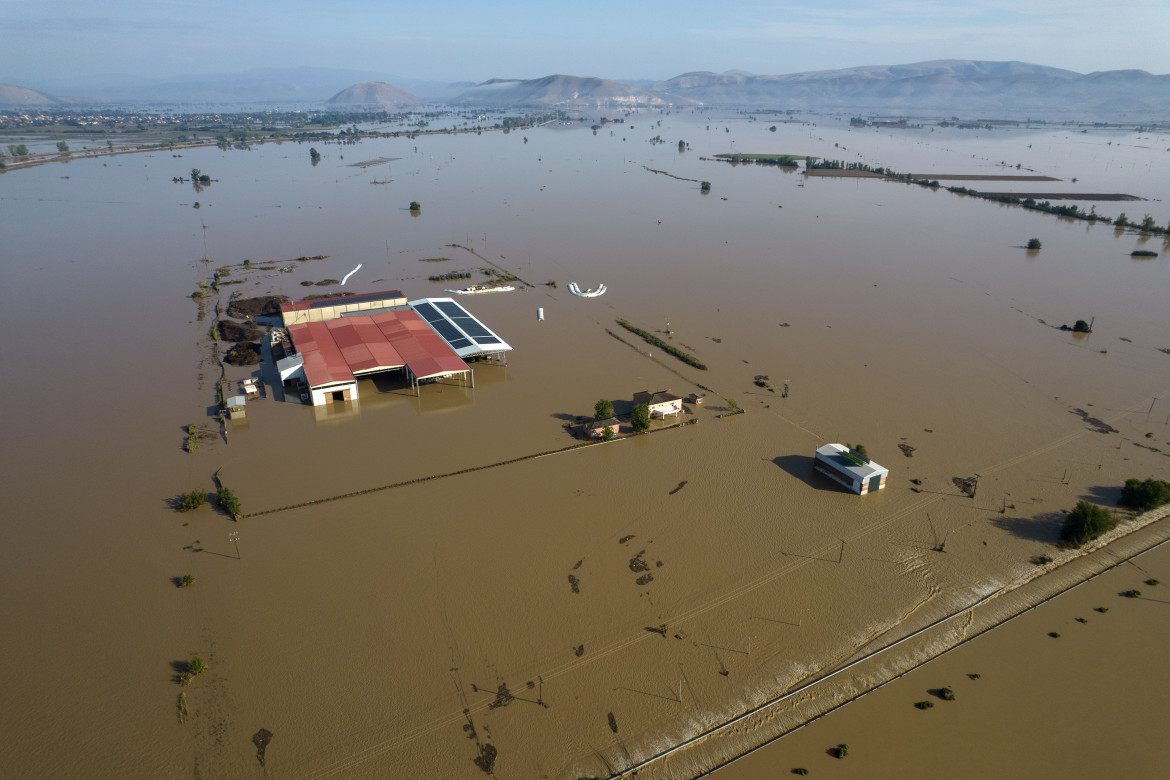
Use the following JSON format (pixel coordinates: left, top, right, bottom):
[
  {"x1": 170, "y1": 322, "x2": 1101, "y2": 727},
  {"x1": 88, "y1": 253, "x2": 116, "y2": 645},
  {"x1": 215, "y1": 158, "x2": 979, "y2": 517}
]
[
  {"x1": 734, "y1": 153, "x2": 815, "y2": 161},
  {"x1": 1119, "y1": 478, "x2": 1170, "y2": 512},
  {"x1": 177, "y1": 491, "x2": 206, "y2": 512},
  {"x1": 217, "y1": 487, "x2": 242, "y2": 519},
  {"x1": 615, "y1": 319, "x2": 708, "y2": 370},
  {"x1": 1059, "y1": 500, "x2": 1116, "y2": 548}
]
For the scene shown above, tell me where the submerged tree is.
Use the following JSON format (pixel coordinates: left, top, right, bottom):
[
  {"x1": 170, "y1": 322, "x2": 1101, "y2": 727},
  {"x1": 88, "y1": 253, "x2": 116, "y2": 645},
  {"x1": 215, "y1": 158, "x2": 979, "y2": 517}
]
[
  {"x1": 1026, "y1": 238, "x2": 1042, "y2": 250},
  {"x1": 1059, "y1": 500, "x2": 1116, "y2": 548},
  {"x1": 630, "y1": 403, "x2": 650, "y2": 432},
  {"x1": 594, "y1": 398, "x2": 614, "y2": 420}
]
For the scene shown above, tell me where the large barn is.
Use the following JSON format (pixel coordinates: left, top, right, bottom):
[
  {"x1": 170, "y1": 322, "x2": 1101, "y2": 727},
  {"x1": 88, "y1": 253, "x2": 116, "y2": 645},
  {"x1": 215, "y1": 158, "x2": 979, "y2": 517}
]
[{"x1": 275, "y1": 292, "x2": 511, "y2": 406}]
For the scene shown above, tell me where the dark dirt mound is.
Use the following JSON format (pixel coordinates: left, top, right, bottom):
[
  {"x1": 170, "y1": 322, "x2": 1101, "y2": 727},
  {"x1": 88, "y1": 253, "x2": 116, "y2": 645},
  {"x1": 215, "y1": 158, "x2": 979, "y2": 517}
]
[
  {"x1": 1071, "y1": 408, "x2": 1119, "y2": 435},
  {"x1": 315, "y1": 279, "x2": 340, "y2": 286},
  {"x1": 228, "y1": 295, "x2": 289, "y2": 319},
  {"x1": 629, "y1": 551, "x2": 650, "y2": 573},
  {"x1": 473, "y1": 743, "x2": 497, "y2": 774},
  {"x1": 218, "y1": 320, "x2": 265, "y2": 342},
  {"x1": 224, "y1": 342, "x2": 261, "y2": 366}
]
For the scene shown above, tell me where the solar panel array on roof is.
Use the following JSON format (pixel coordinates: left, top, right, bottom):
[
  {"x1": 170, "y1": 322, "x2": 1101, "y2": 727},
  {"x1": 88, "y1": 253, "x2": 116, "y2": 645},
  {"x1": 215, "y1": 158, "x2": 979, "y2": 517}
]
[{"x1": 407, "y1": 297, "x2": 513, "y2": 358}]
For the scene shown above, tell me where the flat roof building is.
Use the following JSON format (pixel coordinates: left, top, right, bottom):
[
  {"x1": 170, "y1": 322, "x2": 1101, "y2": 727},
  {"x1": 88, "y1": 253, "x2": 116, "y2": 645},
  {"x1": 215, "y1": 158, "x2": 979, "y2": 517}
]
[{"x1": 813, "y1": 444, "x2": 888, "y2": 495}]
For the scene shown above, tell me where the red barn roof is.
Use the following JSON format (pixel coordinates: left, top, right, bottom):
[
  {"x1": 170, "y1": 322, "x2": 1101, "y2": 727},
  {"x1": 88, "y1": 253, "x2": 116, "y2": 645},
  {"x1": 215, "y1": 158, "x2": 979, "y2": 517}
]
[{"x1": 288, "y1": 309, "x2": 468, "y2": 390}]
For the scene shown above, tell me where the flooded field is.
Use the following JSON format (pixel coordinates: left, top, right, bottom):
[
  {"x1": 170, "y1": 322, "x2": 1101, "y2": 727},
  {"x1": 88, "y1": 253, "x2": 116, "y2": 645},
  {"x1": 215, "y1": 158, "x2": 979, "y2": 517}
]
[{"x1": 1, "y1": 111, "x2": 1168, "y2": 778}]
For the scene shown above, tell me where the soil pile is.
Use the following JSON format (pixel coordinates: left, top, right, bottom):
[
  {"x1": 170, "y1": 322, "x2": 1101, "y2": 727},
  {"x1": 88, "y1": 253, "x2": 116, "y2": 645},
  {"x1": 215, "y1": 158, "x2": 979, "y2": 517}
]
[
  {"x1": 218, "y1": 320, "x2": 265, "y2": 342},
  {"x1": 224, "y1": 342, "x2": 261, "y2": 366},
  {"x1": 227, "y1": 295, "x2": 288, "y2": 319}
]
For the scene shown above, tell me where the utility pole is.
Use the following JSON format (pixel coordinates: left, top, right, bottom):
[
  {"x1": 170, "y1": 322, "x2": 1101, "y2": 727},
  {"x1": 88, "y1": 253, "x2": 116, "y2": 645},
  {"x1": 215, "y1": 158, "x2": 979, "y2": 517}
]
[{"x1": 229, "y1": 530, "x2": 240, "y2": 559}]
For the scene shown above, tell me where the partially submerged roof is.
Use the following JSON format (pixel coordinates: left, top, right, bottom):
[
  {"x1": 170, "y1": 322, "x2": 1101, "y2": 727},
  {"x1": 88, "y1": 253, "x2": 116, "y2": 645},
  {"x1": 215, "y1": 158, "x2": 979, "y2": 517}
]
[
  {"x1": 408, "y1": 297, "x2": 512, "y2": 358},
  {"x1": 815, "y1": 443, "x2": 887, "y2": 479},
  {"x1": 584, "y1": 416, "x2": 622, "y2": 430},
  {"x1": 634, "y1": 390, "x2": 682, "y2": 406},
  {"x1": 288, "y1": 309, "x2": 469, "y2": 390}
]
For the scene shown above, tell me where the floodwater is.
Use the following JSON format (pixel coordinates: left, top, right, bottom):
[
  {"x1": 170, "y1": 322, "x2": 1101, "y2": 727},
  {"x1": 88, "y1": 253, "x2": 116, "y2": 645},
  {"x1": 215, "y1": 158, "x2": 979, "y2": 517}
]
[{"x1": 1, "y1": 111, "x2": 1168, "y2": 779}]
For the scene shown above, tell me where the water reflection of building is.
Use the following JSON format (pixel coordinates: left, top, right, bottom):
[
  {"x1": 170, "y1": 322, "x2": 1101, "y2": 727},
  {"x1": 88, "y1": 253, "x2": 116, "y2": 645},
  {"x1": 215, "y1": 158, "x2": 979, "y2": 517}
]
[
  {"x1": 813, "y1": 444, "x2": 888, "y2": 495},
  {"x1": 273, "y1": 291, "x2": 511, "y2": 407}
]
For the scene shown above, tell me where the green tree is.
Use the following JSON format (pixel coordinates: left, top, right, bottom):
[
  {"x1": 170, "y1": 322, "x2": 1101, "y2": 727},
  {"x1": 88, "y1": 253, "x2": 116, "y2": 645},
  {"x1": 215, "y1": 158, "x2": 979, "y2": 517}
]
[
  {"x1": 56, "y1": 141, "x2": 70, "y2": 153},
  {"x1": 1140, "y1": 214, "x2": 1157, "y2": 231},
  {"x1": 188, "y1": 657, "x2": 206, "y2": 676},
  {"x1": 602, "y1": 425, "x2": 616, "y2": 441},
  {"x1": 309, "y1": 147, "x2": 320, "y2": 164},
  {"x1": 180, "y1": 574, "x2": 196, "y2": 588},
  {"x1": 1026, "y1": 238, "x2": 1042, "y2": 250},
  {"x1": 678, "y1": 140, "x2": 686, "y2": 151},
  {"x1": 630, "y1": 403, "x2": 650, "y2": 432},
  {"x1": 177, "y1": 491, "x2": 206, "y2": 512},
  {"x1": 190, "y1": 168, "x2": 201, "y2": 181},
  {"x1": 727, "y1": 398, "x2": 739, "y2": 412},
  {"x1": 216, "y1": 486, "x2": 242, "y2": 519},
  {"x1": 594, "y1": 398, "x2": 614, "y2": 420},
  {"x1": 1119, "y1": 478, "x2": 1170, "y2": 512},
  {"x1": 409, "y1": 201, "x2": 421, "y2": 211},
  {"x1": 700, "y1": 181, "x2": 711, "y2": 193},
  {"x1": 1115, "y1": 212, "x2": 1129, "y2": 226},
  {"x1": 1073, "y1": 320, "x2": 1091, "y2": 333},
  {"x1": 1060, "y1": 500, "x2": 1116, "y2": 548}
]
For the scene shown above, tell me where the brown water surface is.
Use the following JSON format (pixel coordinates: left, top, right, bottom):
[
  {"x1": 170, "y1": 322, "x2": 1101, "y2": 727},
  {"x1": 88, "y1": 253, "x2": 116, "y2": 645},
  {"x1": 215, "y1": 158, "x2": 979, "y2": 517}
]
[{"x1": 1, "y1": 112, "x2": 1168, "y2": 778}]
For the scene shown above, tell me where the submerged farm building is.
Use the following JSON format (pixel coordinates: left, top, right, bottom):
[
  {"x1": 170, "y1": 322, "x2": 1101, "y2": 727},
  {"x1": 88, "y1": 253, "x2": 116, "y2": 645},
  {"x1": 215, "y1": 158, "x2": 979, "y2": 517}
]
[
  {"x1": 275, "y1": 291, "x2": 511, "y2": 406},
  {"x1": 813, "y1": 444, "x2": 888, "y2": 495},
  {"x1": 633, "y1": 390, "x2": 683, "y2": 418}
]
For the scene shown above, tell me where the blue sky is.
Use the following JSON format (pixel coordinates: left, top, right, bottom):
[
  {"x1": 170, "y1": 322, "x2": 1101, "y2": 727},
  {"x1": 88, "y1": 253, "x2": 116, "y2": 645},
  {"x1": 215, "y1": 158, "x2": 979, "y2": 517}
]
[{"x1": 3, "y1": 0, "x2": 1169, "y2": 88}]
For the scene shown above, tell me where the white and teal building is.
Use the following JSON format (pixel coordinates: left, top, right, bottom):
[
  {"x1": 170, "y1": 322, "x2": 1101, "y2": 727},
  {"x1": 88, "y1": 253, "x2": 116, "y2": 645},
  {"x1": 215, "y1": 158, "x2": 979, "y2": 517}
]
[{"x1": 813, "y1": 443, "x2": 888, "y2": 495}]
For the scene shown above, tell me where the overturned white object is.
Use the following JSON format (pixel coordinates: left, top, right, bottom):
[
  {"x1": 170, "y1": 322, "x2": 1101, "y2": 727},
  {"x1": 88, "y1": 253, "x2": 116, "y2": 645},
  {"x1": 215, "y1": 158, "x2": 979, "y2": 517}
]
[
  {"x1": 568, "y1": 282, "x2": 606, "y2": 297},
  {"x1": 340, "y1": 263, "x2": 362, "y2": 285}
]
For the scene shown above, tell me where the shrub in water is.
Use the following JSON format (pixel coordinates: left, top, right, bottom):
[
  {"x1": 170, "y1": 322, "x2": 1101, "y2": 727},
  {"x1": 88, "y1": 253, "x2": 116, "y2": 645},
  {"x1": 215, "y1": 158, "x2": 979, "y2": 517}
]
[{"x1": 177, "y1": 491, "x2": 205, "y2": 512}]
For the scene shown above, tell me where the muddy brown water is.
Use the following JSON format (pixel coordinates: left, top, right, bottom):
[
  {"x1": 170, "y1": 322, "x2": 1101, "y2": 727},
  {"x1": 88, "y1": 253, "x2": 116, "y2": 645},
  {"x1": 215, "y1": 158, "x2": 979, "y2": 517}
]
[{"x1": 1, "y1": 113, "x2": 1168, "y2": 778}]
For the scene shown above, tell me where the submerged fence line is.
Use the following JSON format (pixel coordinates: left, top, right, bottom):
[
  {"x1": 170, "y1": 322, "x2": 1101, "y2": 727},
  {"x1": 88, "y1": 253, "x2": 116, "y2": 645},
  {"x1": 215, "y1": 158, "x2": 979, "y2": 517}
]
[{"x1": 243, "y1": 419, "x2": 693, "y2": 519}]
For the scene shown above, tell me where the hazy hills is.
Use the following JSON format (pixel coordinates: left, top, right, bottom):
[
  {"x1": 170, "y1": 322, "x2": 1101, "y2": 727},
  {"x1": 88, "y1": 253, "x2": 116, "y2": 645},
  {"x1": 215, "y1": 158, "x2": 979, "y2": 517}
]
[
  {"x1": 4, "y1": 60, "x2": 1170, "y2": 119},
  {"x1": 326, "y1": 82, "x2": 422, "y2": 110},
  {"x1": 451, "y1": 75, "x2": 691, "y2": 107}
]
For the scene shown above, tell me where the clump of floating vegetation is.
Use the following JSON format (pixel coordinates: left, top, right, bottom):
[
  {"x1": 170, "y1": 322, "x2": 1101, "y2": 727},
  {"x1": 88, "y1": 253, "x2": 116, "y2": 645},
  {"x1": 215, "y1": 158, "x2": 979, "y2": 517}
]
[
  {"x1": 615, "y1": 319, "x2": 708, "y2": 370},
  {"x1": 428, "y1": 271, "x2": 471, "y2": 282},
  {"x1": 418, "y1": 257, "x2": 452, "y2": 263}
]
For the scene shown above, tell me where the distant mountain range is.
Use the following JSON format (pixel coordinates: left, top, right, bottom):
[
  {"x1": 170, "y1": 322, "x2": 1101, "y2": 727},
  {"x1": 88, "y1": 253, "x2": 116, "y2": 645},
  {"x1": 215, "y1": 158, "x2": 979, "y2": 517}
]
[
  {"x1": 326, "y1": 82, "x2": 423, "y2": 110},
  {"x1": 4, "y1": 61, "x2": 1169, "y2": 119}
]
